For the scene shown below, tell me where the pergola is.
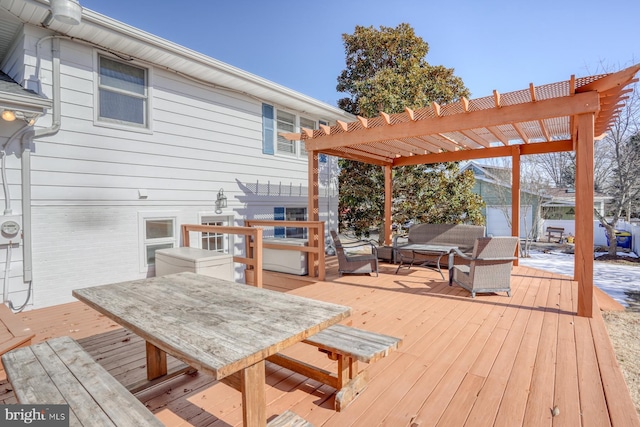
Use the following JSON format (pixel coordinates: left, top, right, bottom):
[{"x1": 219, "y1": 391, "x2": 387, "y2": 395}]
[{"x1": 284, "y1": 64, "x2": 640, "y2": 318}]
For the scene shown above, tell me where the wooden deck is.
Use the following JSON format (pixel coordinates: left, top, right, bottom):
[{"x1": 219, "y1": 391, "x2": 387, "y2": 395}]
[{"x1": 1, "y1": 260, "x2": 638, "y2": 427}]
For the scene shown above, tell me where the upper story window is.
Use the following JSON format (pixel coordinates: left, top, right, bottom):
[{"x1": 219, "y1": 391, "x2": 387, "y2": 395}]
[
  {"x1": 263, "y1": 103, "x2": 320, "y2": 159},
  {"x1": 298, "y1": 117, "x2": 316, "y2": 157},
  {"x1": 98, "y1": 56, "x2": 148, "y2": 127},
  {"x1": 277, "y1": 110, "x2": 297, "y2": 156}
]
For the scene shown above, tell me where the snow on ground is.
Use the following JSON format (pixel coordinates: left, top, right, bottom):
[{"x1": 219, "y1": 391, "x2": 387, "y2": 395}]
[{"x1": 519, "y1": 250, "x2": 640, "y2": 309}]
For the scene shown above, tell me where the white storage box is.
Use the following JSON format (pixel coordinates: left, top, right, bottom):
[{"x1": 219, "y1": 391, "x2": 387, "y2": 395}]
[
  {"x1": 262, "y1": 238, "x2": 308, "y2": 275},
  {"x1": 155, "y1": 247, "x2": 234, "y2": 280}
]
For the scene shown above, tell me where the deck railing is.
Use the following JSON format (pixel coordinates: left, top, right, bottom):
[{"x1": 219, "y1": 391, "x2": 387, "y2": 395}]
[
  {"x1": 181, "y1": 224, "x2": 263, "y2": 287},
  {"x1": 244, "y1": 220, "x2": 326, "y2": 280}
]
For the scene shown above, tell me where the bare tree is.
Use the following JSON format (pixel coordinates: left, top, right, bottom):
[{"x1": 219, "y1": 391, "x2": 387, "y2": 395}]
[
  {"x1": 527, "y1": 143, "x2": 611, "y2": 192},
  {"x1": 528, "y1": 152, "x2": 574, "y2": 188},
  {"x1": 595, "y1": 82, "x2": 640, "y2": 255}
]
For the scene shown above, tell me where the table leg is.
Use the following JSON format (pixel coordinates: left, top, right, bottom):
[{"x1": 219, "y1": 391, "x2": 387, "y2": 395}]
[
  {"x1": 146, "y1": 341, "x2": 167, "y2": 380},
  {"x1": 240, "y1": 360, "x2": 266, "y2": 427},
  {"x1": 434, "y1": 253, "x2": 445, "y2": 280},
  {"x1": 448, "y1": 252, "x2": 455, "y2": 285}
]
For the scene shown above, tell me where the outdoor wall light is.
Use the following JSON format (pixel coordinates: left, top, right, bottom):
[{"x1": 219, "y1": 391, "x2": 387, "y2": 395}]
[
  {"x1": 1, "y1": 110, "x2": 16, "y2": 122},
  {"x1": 215, "y1": 188, "x2": 227, "y2": 213}
]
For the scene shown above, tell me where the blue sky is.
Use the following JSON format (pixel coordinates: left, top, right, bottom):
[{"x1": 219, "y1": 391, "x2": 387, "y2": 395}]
[{"x1": 80, "y1": 0, "x2": 639, "y2": 106}]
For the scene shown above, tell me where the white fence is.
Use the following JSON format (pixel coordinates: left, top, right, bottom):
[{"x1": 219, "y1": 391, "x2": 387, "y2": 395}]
[
  {"x1": 541, "y1": 219, "x2": 638, "y2": 253},
  {"x1": 616, "y1": 220, "x2": 639, "y2": 254}
]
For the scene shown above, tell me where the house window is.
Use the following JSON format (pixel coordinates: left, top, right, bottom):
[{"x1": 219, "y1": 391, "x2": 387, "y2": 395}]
[
  {"x1": 277, "y1": 110, "x2": 296, "y2": 156},
  {"x1": 299, "y1": 117, "x2": 316, "y2": 157},
  {"x1": 275, "y1": 207, "x2": 307, "y2": 239},
  {"x1": 271, "y1": 108, "x2": 318, "y2": 159},
  {"x1": 140, "y1": 214, "x2": 177, "y2": 268},
  {"x1": 200, "y1": 216, "x2": 232, "y2": 253},
  {"x1": 98, "y1": 56, "x2": 148, "y2": 127}
]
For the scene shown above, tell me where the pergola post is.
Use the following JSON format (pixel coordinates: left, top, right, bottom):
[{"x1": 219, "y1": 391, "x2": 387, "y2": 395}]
[
  {"x1": 308, "y1": 150, "x2": 320, "y2": 277},
  {"x1": 511, "y1": 146, "x2": 521, "y2": 266},
  {"x1": 575, "y1": 113, "x2": 595, "y2": 317},
  {"x1": 384, "y1": 165, "x2": 392, "y2": 246}
]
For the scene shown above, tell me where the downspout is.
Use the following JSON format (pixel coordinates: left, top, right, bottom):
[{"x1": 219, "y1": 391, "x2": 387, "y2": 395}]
[
  {"x1": 0, "y1": 125, "x2": 30, "y2": 304},
  {"x1": 6, "y1": 128, "x2": 37, "y2": 312},
  {"x1": 10, "y1": 37, "x2": 63, "y2": 310},
  {"x1": 35, "y1": 37, "x2": 62, "y2": 138},
  {"x1": 21, "y1": 128, "x2": 35, "y2": 284}
]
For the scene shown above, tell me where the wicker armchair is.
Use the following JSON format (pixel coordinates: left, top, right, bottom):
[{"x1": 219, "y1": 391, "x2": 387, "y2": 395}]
[
  {"x1": 449, "y1": 236, "x2": 518, "y2": 298},
  {"x1": 330, "y1": 230, "x2": 379, "y2": 277}
]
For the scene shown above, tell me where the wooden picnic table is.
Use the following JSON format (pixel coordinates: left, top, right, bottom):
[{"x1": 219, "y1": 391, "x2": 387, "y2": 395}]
[{"x1": 73, "y1": 272, "x2": 351, "y2": 427}]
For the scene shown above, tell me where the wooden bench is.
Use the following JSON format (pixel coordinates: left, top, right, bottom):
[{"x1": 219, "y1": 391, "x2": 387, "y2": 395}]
[
  {"x1": 546, "y1": 226, "x2": 565, "y2": 243},
  {"x1": 2, "y1": 336, "x2": 164, "y2": 426},
  {"x1": 267, "y1": 324, "x2": 402, "y2": 411},
  {"x1": 0, "y1": 303, "x2": 35, "y2": 379}
]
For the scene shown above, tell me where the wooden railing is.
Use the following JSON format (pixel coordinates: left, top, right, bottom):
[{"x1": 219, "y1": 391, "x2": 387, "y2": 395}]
[
  {"x1": 243, "y1": 220, "x2": 326, "y2": 280},
  {"x1": 181, "y1": 224, "x2": 263, "y2": 287}
]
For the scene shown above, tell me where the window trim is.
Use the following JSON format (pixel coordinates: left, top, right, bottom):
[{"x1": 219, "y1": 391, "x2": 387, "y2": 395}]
[
  {"x1": 273, "y1": 108, "x2": 319, "y2": 160},
  {"x1": 274, "y1": 206, "x2": 308, "y2": 239},
  {"x1": 94, "y1": 53, "x2": 153, "y2": 133},
  {"x1": 138, "y1": 211, "x2": 178, "y2": 272},
  {"x1": 196, "y1": 213, "x2": 235, "y2": 254}
]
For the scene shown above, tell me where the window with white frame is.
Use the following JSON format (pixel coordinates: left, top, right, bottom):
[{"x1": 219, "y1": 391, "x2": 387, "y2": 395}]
[
  {"x1": 274, "y1": 207, "x2": 307, "y2": 239},
  {"x1": 299, "y1": 117, "x2": 316, "y2": 157},
  {"x1": 276, "y1": 110, "x2": 296, "y2": 155},
  {"x1": 200, "y1": 216, "x2": 232, "y2": 253},
  {"x1": 98, "y1": 56, "x2": 148, "y2": 127},
  {"x1": 275, "y1": 109, "x2": 317, "y2": 159},
  {"x1": 140, "y1": 215, "x2": 177, "y2": 268}
]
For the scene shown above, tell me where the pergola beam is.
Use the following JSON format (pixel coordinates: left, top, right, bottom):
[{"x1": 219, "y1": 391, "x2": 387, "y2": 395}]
[
  {"x1": 305, "y1": 91, "x2": 600, "y2": 152},
  {"x1": 393, "y1": 139, "x2": 574, "y2": 166}
]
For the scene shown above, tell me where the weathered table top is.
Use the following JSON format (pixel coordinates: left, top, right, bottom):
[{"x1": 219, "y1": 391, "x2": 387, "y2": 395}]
[{"x1": 72, "y1": 272, "x2": 351, "y2": 380}]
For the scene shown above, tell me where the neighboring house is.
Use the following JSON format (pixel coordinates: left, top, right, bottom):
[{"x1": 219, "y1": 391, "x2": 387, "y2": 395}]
[
  {"x1": 0, "y1": 0, "x2": 353, "y2": 309},
  {"x1": 541, "y1": 187, "x2": 610, "y2": 219},
  {"x1": 463, "y1": 161, "x2": 610, "y2": 239},
  {"x1": 462, "y1": 161, "x2": 546, "y2": 239}
]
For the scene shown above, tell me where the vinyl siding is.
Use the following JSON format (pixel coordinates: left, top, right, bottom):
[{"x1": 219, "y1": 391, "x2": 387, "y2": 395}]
[{"x1": 0, "y1": 25, "x2": 339, "y2": 309}]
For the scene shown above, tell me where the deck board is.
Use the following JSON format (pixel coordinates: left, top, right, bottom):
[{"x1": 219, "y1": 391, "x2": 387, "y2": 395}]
[{"x1": 0, "y1": 260, "x2": 637, "y2": 427}]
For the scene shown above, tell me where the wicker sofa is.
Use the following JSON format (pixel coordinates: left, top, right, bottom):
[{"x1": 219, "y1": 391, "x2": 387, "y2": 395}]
[{"x1": 392, "y1": 223, "x2": 486, "y2": 265}]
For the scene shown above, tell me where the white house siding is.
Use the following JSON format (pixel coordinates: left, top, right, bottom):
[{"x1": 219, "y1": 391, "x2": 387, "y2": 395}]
[
  {"x1": 0, "y1": 26, "x2": 34, "y2": 306},
  {"x1": 486, "y1": 206, "x2": 533, "y2": 238},
  {"x1": 0, "y1": 25, "x2": 339, "y2": 309},
  {"x1": 0, "y1": 126, "x2": 26, "y2": 307}
]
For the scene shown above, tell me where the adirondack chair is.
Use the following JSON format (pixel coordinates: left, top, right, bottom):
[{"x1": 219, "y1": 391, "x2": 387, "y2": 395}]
[
  {"x1": 330, "y1": 230, "x2": 378, "y2": 277},
  {"x1": 450, "y1": 236, "x2": 518, "y2": 298}
]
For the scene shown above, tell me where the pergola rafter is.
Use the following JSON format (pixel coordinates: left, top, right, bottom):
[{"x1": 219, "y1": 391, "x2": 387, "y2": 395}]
[{"x1": 284, "y1": 65, "x2": 640, "y2": 318}]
